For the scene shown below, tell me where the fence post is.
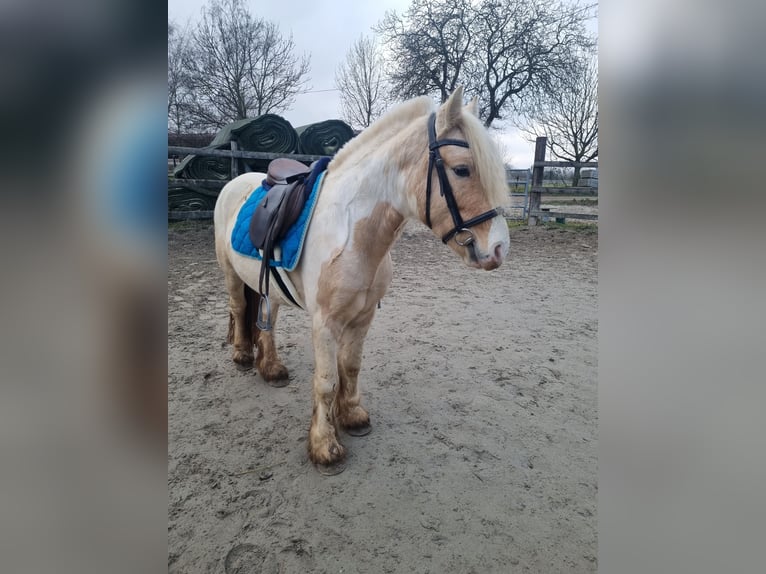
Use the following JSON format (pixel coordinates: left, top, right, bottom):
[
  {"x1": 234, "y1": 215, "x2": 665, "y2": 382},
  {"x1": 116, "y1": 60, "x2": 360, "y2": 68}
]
[
  {"x1": 523, "y1": 168, "x2": 530, "y2": 219},
  {"x1": 528, "y1": 136, "x2": 546, "y2": 226},
  {"x1": 230, "y1": 141, "x2": 238, "y2": 180}
]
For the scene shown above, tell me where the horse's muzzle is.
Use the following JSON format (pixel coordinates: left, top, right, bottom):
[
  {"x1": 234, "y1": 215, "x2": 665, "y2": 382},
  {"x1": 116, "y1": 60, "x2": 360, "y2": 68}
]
[
  {"x1": 480, "y1": 241, "x2": 506, "y2": 270},
  {"x1": 468, "y1": 240, "x2": 507, "y2": 270}
]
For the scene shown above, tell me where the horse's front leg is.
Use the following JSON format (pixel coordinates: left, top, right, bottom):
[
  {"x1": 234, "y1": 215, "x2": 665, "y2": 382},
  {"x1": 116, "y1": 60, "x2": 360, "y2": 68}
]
[
  {"x1": 308, "y1": 320, "x2": 345, "y2": 466},
  {"x1": 336, "y1": 309, "x2": 374, "y2": 434}
]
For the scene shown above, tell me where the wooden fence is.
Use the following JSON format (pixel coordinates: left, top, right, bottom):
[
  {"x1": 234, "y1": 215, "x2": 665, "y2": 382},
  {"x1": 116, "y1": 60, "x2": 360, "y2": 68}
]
[
  {"x1": 527, "y1": 136, "x2": 598, "y2": 226},
  {"x1": 167, "y1": 144, "x2": 327, "y2": 220}
]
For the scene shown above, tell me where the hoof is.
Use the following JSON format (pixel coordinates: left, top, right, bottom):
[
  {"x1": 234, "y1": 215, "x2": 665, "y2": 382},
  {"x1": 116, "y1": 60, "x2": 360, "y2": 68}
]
[
  {"x1": 345, "y1": 423, "x2": 372, "y2": 437},
  {"x1": 338, "y1": 406, "x2": 370, "y2": 431},
  {"x1": 314, "y1": 459, "x2": 347, "y2": 476},
  {"x1": 266, "y1": 378, "x2": 289, "y2": 388},
  {"x1": 258, "y1": 362, "x2": 289, "y2": 382},
  {"x1": 233, "y1": 353, "x2": 254, "y2": 370},
  {"x1": 308, "y1": 438, "x2": 345, "y2": 468}
]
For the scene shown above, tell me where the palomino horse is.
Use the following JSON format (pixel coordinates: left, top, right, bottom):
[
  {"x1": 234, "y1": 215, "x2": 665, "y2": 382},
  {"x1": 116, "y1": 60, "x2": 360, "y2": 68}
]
[{"x1": 214, "y1": 87, "x2": 510, "y2": 473}]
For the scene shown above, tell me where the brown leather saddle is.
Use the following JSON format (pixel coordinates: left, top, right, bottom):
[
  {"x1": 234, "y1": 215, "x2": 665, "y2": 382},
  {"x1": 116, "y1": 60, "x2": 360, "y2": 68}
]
[
  {"x1": 249, "y1": 158, "x2": 312, "y2": 249},
  {"x1": 249, "y1": 158, "x2": 313, "y2": 331}
]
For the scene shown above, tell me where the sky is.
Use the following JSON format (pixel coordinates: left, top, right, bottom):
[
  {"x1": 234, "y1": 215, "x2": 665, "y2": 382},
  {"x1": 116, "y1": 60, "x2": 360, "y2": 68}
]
[{"x1": 168, "y1": 0, "x2": 583, "y2": 168}]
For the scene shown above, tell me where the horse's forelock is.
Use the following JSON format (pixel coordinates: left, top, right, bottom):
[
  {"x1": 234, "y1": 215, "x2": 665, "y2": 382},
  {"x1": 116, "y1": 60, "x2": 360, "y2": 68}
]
[{"x1": 457, "y1": 111, "x2": 509, "y2": 208}]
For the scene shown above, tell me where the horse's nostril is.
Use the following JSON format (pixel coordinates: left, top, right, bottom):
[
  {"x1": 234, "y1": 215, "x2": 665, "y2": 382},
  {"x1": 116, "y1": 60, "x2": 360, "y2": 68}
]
[{"x1": 492, "y1": 242, "x2": 505, "y2": 263}]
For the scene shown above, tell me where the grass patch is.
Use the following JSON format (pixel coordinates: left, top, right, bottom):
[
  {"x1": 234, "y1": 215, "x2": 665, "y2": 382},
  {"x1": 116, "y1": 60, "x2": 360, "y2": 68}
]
[
  {"x1": 508, "y1": 218, "x2": 597, "y2": 233},
  {"x1": 544, "y1": 198, "x2": 598, "y2": 206},
  {"x1": 507, "y1": 219, "x2": 596, "y2": 232},
  {"x1": 506, "y1": 219, "x2": 528, "y2": 229},
  {"x1": 545, "y1": 199, "x2": 598, "y2": 206},
  {"x1": 542, "y1": 221, "x2": 597, "y2": 233}
]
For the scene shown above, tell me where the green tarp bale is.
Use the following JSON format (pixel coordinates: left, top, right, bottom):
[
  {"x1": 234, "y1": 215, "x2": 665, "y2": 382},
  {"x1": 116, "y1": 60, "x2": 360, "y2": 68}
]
[
  {"x1": 173, "y1": 114, "x2": 299, "y2": 180},
  {"x1": 167, "y1": 181, "x2": 219, "y2": 211},
  {"x1": 295, "y1": 120, "x2": 355, "y2": 156}
]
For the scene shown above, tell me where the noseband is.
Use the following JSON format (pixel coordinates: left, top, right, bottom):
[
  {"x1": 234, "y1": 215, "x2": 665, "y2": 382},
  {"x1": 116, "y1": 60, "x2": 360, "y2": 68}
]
[{"x1": 424, "y1": 112, "x2": 499, "y2": 245}]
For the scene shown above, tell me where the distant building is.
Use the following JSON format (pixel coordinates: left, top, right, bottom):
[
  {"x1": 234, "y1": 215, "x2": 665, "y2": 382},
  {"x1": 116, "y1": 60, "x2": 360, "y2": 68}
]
[{"x1": 579, "y1": 168, "x2": 599, "y2": 188}]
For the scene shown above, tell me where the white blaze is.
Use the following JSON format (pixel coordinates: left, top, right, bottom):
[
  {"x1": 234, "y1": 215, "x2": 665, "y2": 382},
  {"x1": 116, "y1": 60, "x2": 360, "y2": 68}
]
[{"x1": 487, "y1": 216, "x2": 510, "y2": 259}]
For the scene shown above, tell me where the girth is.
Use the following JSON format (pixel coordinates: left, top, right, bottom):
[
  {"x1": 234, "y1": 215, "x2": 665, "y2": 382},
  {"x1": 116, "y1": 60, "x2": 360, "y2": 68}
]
[{"x1": 424, "y1": 112, "x2": 498, "y2": 245}]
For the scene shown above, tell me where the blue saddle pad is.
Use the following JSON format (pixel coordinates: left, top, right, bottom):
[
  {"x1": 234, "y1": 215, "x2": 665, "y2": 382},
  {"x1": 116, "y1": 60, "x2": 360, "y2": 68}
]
[{"x1": 231, "y1": 158, "x2": 329, "y2": 271}]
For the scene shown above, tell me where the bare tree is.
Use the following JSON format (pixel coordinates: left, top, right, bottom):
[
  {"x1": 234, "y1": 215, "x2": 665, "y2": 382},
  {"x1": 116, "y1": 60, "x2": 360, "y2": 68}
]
[
  {"x1": 335, "y1": 35, "x2": 389, "y2": 129},
  {"x1": 377, "y1": 0, "x2": 474, "y2": 103},
  {"x1": 168, "y1": 21, "x2": 194, "y2": 135},
  {"x1": 376, "y1": 0, "x2": 595, "y2": 127},
  {"x1": 246, "y1": 21, "x2": 311, "y2": 116},
  {"x1": 472, "y1": 0, "x2": 594, "y2": 127},
  {"x1": 184, "y1": 0, "x2": 310, "y2": 130},
  {"x1": 519, "y1": 57, "x2": 598, "y2": 185},
  {"x1": 185, "y1": 0, "x2": 256, "y2": 128}
]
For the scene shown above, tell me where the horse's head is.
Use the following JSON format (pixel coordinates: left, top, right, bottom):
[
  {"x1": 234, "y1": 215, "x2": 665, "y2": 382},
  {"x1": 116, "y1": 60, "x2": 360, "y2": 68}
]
[{"x1": 417, "y1": 87, "x2": 510, "y2": 271}]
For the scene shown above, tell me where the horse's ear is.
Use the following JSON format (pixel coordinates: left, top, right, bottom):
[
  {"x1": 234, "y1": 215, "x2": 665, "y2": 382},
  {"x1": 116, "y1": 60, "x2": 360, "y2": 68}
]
[
  {"x1": 437, "y1": 86, "x2": 464, "y2": 132},
  {"x1": 466, "y1": 96, "x2": 479, "y2": 117}
]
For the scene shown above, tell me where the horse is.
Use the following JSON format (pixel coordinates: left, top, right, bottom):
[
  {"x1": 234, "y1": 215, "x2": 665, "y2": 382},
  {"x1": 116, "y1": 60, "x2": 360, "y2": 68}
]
[{"x1": 214, "y1": 87, "x2": 510, "y2": 473}]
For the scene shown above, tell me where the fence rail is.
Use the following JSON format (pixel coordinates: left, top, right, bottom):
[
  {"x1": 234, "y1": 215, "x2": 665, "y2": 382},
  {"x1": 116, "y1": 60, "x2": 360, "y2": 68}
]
[
  {"x1": 533, "y1": 160, "x2": 598, "y2": 168},
  {"x1": 168, "y1": 145, "x2": 326, "y2": 163},
  {"x1": 529, "y1": 210, "x2": 598, "y2": 221},
  {"x1": 529, "y1": 186, "x2": 597, "y2": 196}
]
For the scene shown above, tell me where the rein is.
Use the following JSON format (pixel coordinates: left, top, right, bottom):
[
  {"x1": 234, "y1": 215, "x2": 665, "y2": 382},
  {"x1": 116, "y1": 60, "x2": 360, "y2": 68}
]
[{"x1": 424, "y1": 112, "x2": 499, "y2": 245}]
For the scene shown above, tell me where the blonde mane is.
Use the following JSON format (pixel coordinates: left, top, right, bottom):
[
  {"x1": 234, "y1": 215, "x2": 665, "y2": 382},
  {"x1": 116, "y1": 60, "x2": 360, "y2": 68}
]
[
  {"x1": 329, "y1": 93, "x2": 508, "y2": 209},
  {"x1": 329, "y1": 96, "x2": 433, "y2": 171}
]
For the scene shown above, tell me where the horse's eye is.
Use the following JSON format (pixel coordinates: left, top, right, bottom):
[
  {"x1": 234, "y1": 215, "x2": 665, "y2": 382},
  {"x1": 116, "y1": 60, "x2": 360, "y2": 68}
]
[{"x1": 453, "y1": 166, "x2": 471, "y2": 178}]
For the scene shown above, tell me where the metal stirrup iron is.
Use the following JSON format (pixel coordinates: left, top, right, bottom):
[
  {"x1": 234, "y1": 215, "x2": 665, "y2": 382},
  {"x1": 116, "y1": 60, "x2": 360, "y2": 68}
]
[{"x1": 256, "y1": 294, "x2": 272, "y2": 331}]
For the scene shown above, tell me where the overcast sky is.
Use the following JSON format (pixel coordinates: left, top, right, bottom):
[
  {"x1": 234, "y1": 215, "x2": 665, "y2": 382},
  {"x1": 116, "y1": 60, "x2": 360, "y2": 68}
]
[{"x1": 168, "y1": 0, "x2": 573, "y2": 167}]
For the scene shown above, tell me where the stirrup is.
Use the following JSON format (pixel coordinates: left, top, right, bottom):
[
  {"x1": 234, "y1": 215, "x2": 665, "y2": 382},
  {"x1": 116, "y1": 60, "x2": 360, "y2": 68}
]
[{"x1": 256, "y1": 294, "x2": 272, "y2": 331}]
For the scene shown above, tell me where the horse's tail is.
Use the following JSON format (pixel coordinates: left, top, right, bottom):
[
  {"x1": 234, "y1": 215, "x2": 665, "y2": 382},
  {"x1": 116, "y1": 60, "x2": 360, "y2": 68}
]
[{"x1": 226, "y1": 284, "x2": 261, "y2": 345}]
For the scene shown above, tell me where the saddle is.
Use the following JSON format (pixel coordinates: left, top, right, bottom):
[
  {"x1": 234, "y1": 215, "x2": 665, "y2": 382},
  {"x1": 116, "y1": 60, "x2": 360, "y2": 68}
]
[
  {"x1": 249, "y1": 159, "x2": 312, "y2": 249},
  {"x1": 264, "y1": 157, "x2": 312, "y2": 188},
  {"x1": 249, "y1": 158, "x2": 312, "y2": 331}
]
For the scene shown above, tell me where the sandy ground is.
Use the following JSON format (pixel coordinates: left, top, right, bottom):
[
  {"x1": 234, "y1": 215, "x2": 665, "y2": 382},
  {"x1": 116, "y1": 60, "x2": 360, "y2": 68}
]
[{"x1": 168, "y1": 220, "x2": 598, "y2": 573}]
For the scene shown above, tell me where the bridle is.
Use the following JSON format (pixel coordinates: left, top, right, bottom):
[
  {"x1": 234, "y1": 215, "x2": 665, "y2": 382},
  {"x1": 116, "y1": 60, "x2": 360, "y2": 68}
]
[{"x1": 424, "y1": 112, "x2": 499, "y2": 246}]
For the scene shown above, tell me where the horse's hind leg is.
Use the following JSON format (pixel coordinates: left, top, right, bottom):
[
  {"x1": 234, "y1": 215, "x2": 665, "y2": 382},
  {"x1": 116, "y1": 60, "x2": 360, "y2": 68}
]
[
  {"x1": 335, "y1": 310, "x2": 373, "y2": 432},
  {"x1": 254, "y1": 299, "x2": 289, "y2": 382},
  {"x1": 220, "y1": 257, "x2": 255, "y2": 367}
]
